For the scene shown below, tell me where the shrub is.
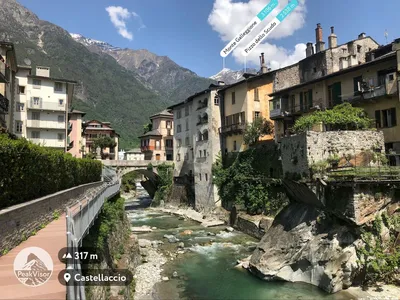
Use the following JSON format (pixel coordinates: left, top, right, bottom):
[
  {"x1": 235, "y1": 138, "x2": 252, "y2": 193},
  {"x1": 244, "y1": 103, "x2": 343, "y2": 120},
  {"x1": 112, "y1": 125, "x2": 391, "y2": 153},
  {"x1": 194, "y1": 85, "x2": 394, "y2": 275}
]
[
  {"x1": 0, "y1": 134, "x2": 102, "y2": 209},
  {"x1": 121, "y1": 172, "x2": 138, "y2": 193}
]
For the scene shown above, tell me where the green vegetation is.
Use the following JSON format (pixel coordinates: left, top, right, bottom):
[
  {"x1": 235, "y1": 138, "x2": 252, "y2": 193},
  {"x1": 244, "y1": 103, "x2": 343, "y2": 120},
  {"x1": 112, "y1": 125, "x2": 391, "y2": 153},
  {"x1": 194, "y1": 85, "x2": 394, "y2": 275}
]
[
  {"x1": 213, "y1": 147, "x2": 287, "y2": 215},
  {"x1": 143, "y1": 123, "x2": 152, "y2": 134},
  {"x1": 121, "y1": 172, "x2": 139, "y2": 193},
  {"x1": 153, "y1": 163, "x2": 174, "y2": 205},
  {"x1": 243, "y1": 118, "x2": 274, "y2": 146},
  {"x1": 0, "y1": 134, "x2": 102, "y2": 209},
  {"x1": 92, "y1": 136, "x2": 117, "y2": 159},
  {"x1": 358, "y1": 214, "x2": 400, "y2": 285},
  {"x1": 293, "y1": 103, "x2": 373, "y2": 133},
  {"x1": 53, "y1": 210, "x2": 60, "y2": 220}
]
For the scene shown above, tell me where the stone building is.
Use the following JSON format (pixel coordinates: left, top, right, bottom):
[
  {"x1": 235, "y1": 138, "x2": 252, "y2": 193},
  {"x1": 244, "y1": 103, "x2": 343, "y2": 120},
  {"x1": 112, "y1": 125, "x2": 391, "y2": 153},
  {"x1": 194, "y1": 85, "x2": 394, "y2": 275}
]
[
  {"x1": 270, "y1": 38, "x2": 400, "y2": 165},
  {"x1": 139, "y1": 109, "x2": 173, "y2": 161},
  {"x1": 14, "y1": 66, "x2": 76, "y2": 151},
  {"x1": 169, "y1": 83, "x2": 225, "y2": 212},
  {"x1": 218, "y1": 53, "x2": 275, "y2": 154},
  {"x1": 0, "y1": 42, "x2": 17, "y2": 130}
]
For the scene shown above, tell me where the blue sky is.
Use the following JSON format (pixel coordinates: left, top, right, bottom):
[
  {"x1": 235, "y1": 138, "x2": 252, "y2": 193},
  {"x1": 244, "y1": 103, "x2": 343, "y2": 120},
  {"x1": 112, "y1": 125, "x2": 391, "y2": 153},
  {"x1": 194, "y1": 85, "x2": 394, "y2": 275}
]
[{"x1": 18, "y1": 0, "x2": 399, "y2": 78}]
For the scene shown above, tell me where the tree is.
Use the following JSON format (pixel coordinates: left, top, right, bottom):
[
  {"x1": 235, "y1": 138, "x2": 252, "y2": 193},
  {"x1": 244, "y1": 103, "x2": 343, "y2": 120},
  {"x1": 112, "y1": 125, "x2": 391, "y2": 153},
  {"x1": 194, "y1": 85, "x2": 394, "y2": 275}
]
[
  {"x1": 143, "y1": 123, "x2": 152, "y2": 134},
  {"x1": 293, "y1": 103, "x2": 373, "y2": 133},
  {"x1": 93, "y1": 136, "x2": 117, "y2": 159},
  {"x1": 243, "y1": 118, "x2": 274, "y2": 146}
]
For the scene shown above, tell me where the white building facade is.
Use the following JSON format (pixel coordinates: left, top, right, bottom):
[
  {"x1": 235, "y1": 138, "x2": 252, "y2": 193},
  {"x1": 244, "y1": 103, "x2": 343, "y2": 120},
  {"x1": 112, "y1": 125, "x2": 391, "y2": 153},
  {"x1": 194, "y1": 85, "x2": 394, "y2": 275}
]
[
  {"x1": 169, "y1": 83, "x2": 224, "y2": 212},
  {"x1": 14, "y1": 66, "x2": 75, "y2": 151}
]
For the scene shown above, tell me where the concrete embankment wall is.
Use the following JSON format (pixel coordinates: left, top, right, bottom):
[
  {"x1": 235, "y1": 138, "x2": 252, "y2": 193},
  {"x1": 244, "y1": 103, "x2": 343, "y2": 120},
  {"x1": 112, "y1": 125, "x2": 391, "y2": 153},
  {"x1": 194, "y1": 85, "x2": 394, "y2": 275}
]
[{"x1": 0, "y1": 181, "x2": 103, "y2": 252}]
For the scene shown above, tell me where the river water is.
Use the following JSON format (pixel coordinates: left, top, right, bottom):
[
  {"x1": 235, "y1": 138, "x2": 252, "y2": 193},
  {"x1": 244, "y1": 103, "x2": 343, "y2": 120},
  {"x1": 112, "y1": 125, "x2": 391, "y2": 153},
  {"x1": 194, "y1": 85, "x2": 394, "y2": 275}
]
[{"x1": 126, "y1": 190, "x2": 354, "y2": 300}]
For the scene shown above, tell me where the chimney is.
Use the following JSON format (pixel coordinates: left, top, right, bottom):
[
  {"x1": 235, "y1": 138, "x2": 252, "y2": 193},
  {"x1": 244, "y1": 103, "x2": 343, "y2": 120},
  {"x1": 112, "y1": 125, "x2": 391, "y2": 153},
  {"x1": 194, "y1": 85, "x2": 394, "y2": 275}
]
[
  {"x1": 260, "y1": 52, "x2": 267, "y2": 74},
  {"x1": 315, "y1": 23, "x2": 325, "y2": 53},
  {"x1": 328, "y1": 26, "x2": 337, "y2": 49},
  {"x1": 218, "y1": 81, "x2": 225, "y2": 86},
  {"x1": 358, "y1": 32, "x2": 366, "y2": 39},
  {"x1": 306, "y1": 42, "x2": 314, "y2": 57}
]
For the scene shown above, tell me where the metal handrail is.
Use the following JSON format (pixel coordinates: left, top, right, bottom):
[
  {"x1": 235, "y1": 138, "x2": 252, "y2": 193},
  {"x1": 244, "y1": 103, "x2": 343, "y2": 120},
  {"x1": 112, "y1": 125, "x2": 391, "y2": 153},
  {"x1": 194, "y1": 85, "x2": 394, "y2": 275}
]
[{"x1": 66, "y1": 170, "x2": 121, "y2": 300}]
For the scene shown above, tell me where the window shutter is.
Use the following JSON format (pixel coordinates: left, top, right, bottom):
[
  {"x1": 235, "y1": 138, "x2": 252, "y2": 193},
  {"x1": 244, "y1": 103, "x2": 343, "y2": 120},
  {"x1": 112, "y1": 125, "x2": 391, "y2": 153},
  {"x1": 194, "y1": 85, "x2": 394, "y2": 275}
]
[
  {"x1": 333, "y1": 82, "x2": 342, "y2": 105},
  {"x1": 391, "y1": 108, "x2": 397, "y2": 126},
  {"x1": 375, "y1": 110, "x2": 381, "y2": 128},
  {"x1": 308, "y1": 89, "x2": 313, "y2": 108},
  {"x1": 299, "y1": 92, "x2": 303, "y2": 111}
]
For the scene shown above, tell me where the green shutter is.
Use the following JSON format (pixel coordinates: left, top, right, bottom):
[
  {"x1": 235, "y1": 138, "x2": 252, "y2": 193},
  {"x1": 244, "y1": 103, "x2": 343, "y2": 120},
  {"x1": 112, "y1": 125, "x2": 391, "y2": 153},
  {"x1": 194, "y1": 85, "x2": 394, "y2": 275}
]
[
  {"x1": 300, "y1": 92, "x2": 303, "y2": 111},
  {"x1": 333, "y1": 82, "x2": 342, "y2": 105},
  {"x1": 308, "y1": 89, "x2": 313, "y2": 108}
]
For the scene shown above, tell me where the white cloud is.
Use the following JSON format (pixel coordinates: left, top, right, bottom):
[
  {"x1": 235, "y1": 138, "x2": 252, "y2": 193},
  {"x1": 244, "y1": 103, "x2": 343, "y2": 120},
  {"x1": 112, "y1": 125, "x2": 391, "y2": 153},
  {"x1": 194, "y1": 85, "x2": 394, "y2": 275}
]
[
  {"x1": 106, "y1": 6, "x2": 146, "y2": 40},
  {"x1": 208, "y1": 0, "x2": 308, "y2": 69}
]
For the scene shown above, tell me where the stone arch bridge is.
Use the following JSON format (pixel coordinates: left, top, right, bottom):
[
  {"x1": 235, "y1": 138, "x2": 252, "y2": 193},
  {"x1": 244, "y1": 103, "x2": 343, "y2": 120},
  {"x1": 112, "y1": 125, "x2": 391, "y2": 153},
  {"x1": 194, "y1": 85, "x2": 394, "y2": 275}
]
[{"x1": 101, "y1": 160, "x2": 173, "y2": 177}]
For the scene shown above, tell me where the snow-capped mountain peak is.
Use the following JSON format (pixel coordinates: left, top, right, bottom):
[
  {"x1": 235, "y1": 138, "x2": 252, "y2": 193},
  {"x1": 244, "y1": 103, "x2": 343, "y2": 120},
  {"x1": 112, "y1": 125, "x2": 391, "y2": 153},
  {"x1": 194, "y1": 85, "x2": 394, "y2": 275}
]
[
  {"x1": 70, "y1": 33, "x2": 121, "y2": 52},
  {"x1": 210, "y1": 68, "x2": 258, "y2": 84}
]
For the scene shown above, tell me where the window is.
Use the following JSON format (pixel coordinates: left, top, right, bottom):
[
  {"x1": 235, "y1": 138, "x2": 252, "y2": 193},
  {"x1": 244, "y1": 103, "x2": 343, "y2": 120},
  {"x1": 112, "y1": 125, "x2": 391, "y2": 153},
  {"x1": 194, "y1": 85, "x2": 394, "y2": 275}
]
[
  {"x1": 177, "y1": 154, "x2": 181, "y2": 161},
  {"x1": 185, "y1": 106, "x2": 189, "y2": 116},
  {"x1": 166, "y1": 120, "x2": 172, "y2": 128},
  {"x1": 214, "y1": 95, "x2": 219, "y2": 105},
  {"x1": 33, "y1": 97, "x2": 40, "y2": 105},
  {"x1": 32, "y1": 112, "x2": 40, "y2": 120},
  {"x1": 203, "y1": 149, "x2": 206, "y2": 157},
  {"x1": 18, "y1": 86, "x2": 25, "y2": 94},
  {"x1": 176, "y1": 110, "x2": 182, "y2": 119},
  {"x1": 290, "y1": 95, "x2": 295, "y2": 112},
  {"x1": 58, "y1": 133, "x2": 64, "y2": 141},
  {"x1": 254, "y1": 88, "x2": 259, "y2": 101},
  {"x1": 353, "y1": 76, "x2": 363, "y2": 92},
  {"x1": 254, "y1": 111, "x2": 261, "y2": 119},
  {"x1": 185, "y1": 136, "x2": 189, "y2": 146},
  {"x1": 313, "y1": 67, "x2": 317, "y2": 73},
  {"x1": 232, "y1": 92, "x2": 236, "y2": 104},
  {"x1": 31, "y1": 131, "x2": 40, "y2": 139},
  {"x1": 328, "y1": 82, "x2": 342, "y2": 107},
  {"x1": 389, "y1": 74, "x2": 395, "y2": 81},
  {"x1": 240, "y1": 111, "x2": 246, "y2": 123},
  {"x1": 205, "y1": 173, "x2": 208, "y2": 181},
  {"x1": 177, "y1": 124, "x2": 182, "y2": 133},
  {"x1": 59, "y1": 99, "x2": 64, "y2": 106},
  {"x1": 16, "y1": 102, "x2": 24, "y2": 111},
  {"x1": 177, "y1": 139, "x2": 182, "y2": 147},
  {"x1": 199, "y1": 173, "x2": 202, "y2": 181},
  {"x1": 199, "y1": 150, "x2": 202, "y2": 157},
  {"x1": 15, "y1": 121, "x2": 23, "y2": 133},
  {"x1": 185, "y1": 152, "x2": 189, "y2": 160},
  {"x1": 186, "y1": 119, "x2": 189, "y2": 131},
  {"x1": 33, "y1": 79, "x2": 41, "y2": 88},
  {"x1": 166, "y1": 139, "x2": 173, "y2": 147},
  {"x1": 233, "y1": 140, "x2": 237, "y2": 151},
  {"x1": 155, "y1": 140, "x2": 161, "y2": 150},
  {"x1": 357, "y1": 45, "x2": 362, "y2": 53},
  {"x1": 375, "y1": 110, "x2": 381, "y2": 128},
  {"x1": 382, "y1": 108, "x2": 397, "y2": 128},
  {"x1": 58, "y1": 115, "x2": 65, "y2": 123},
  {"x1": 54, "y1": 82, "x2": 63, "y2": 92}
]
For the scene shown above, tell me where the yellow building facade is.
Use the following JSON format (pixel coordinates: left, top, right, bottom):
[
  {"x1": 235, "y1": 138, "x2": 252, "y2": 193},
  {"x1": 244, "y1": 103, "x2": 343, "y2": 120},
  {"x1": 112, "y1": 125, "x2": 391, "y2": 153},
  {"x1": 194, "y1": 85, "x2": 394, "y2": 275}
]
[{"x1": 219, "y1": 70, "x2": 275, "y2": 153}]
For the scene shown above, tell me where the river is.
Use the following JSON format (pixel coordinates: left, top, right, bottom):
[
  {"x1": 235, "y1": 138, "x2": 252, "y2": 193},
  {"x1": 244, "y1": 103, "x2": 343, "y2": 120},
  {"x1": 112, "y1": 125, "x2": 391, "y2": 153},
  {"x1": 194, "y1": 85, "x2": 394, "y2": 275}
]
[{"x1": 126, "y1": 188, "x2": 355, "y2": 300}]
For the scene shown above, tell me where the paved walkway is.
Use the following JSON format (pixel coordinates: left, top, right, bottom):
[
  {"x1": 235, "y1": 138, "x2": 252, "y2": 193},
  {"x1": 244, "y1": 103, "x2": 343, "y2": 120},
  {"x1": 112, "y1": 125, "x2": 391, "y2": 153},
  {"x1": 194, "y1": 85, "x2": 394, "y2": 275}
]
[{"x1": 0, "y1": 216, "x2": 67, "y2": 300}]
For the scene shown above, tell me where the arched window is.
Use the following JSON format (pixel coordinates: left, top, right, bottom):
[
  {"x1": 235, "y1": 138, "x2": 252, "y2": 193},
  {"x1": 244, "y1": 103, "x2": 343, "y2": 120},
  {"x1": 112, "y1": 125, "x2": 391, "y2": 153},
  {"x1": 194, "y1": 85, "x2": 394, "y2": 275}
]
[{"x1": 202, "y1": 129, "x2": 209, "y2": 141}]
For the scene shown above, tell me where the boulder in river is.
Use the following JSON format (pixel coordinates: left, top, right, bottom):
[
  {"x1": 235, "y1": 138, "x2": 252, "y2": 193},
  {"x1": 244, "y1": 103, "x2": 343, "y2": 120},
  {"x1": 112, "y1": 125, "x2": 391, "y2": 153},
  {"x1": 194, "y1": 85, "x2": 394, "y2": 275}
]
[
  {"x1": 225, "y1": 226, "x2": 234, "y2": 232},
  {"x1": 249, "y1": 202, "x2": 360, "y2": 294},
  {"x1": 180, "y1": 230, "x2": 193, "y2": 235},
  {"x1": 163, "y1": 234, "x2": 180, "y2": 243},
  {"x1": 138, "y1": 239, "x2": 152, "y2": 248}
]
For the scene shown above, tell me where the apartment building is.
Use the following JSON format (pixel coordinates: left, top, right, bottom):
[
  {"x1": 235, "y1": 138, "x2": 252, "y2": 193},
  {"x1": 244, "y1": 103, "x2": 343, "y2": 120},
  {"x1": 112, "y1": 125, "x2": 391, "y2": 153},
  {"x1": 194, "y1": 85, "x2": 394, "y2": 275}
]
[
  {"x1": 270, "y1": 38, "x2": 400, "y2": 163},
  {"x1": 169, "y1": 83, "x2": 225, "y2": 211},
  {"x1": 218, "y1": 53, "x2": 275, "y2": 154},
  {"x1": 14, "y1": 66, "x2": 75, "y2": 151},
  {"x1": 68, "y1": 109, "x2": 86, "y2": 158},
  {"x1": 82, "y1": 120, "x2": 119, "y2": 159},
  {"x1": 139, "y1": 109, "x2": 173, "y2": 161},
  {"x1": 0, "y1": 42, "x2": 17, "y2": 130}
]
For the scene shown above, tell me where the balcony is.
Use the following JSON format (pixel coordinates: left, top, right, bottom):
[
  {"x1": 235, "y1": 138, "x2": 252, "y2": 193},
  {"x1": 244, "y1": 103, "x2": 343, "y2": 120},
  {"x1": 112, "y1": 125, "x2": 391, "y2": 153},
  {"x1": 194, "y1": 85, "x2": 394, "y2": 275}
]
[
  {"x1": 29, "y1": 138, "x2": 65, "y2": 148},
  {"x1": 27, "y1": 120, "x2": 66, "y2": 129},
  {"x1": 270, "y1": 99, "x2": 323, "y2": 119},
  {"x1": 362, "y1": 85, "x2": 387, "y2": 100},
  {"x1": 0, "y1": 93, "x2": 9, "y2": 114},
  {"x1": 27, "y1": 100, "x2": 66, "y2": 111},
  {"x1": 219, "y1": 122, "x2": 247, "y2": 135},
  {"x1": 140, "y1": 145, "x2": 162, "y2": 152}
]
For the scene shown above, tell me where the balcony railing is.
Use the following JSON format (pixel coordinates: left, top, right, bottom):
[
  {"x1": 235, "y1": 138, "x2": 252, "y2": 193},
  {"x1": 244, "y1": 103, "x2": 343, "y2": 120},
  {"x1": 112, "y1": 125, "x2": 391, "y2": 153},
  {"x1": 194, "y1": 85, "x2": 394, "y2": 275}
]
[
  {"x1": 27, "y1": 100, "x2": 66, "y2": 111},
  {"x1": 141, "y1": 145, "x2": 162, "y2": 151},
  {"x1": 219, "y1": 122, "x2": 247, "y2": 134},
  {"x1": 27, "y1": 120, "x2": 66, "y2": 129},
  {"x1": 29, "y1": 138, "x2": 65, "y2": 148},
  {"x1": 362, "y1": 85, "x2": 387, "y2": 100},
  {"x1": 0, "y1": 93, "x2": 9, "y2": 114},
  {"x1": 270, "y1": 101, "x2": 324, "y2": 119}
]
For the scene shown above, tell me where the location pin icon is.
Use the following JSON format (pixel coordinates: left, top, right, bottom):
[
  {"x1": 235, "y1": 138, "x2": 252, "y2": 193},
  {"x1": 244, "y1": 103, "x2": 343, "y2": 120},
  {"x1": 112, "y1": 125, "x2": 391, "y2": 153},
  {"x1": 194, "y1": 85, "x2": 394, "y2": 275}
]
[{"x1": 64, "y1": 272, "x2": 71, "y2": 283}]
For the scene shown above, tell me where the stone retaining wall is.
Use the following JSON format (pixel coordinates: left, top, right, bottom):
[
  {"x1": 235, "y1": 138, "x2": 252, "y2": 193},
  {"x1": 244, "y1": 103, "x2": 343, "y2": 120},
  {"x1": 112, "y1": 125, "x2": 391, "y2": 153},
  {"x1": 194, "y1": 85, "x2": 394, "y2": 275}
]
[{"x1": 0, "y1": 181, "x2": 103, "y2": 253}]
